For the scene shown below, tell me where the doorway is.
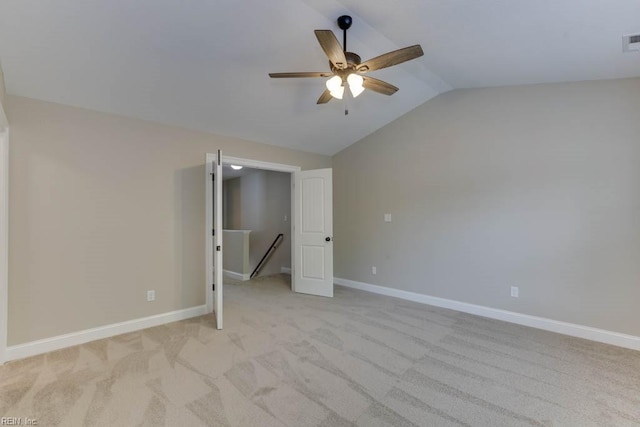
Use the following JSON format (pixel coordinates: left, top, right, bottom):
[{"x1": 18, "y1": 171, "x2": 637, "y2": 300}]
[
  {"x1": 222, "y1": 165, "x2": 291, "y2": 280},
  {"x1": 205, "y1": 154, "x2": 300, "y2": 326},
  {"x1": 205, "y1": 154, "x2": 334, "y2": 329}
]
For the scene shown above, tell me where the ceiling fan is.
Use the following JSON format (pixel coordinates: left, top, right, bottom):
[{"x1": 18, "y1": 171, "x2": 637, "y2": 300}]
[{"x1": 269, "y1": 15, "x2": 424, "y2": 105}]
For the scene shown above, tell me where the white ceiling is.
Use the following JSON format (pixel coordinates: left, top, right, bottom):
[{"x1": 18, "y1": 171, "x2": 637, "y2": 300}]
[{"x1": 1, "y1": 0, "x2": 639, "y2": 156}]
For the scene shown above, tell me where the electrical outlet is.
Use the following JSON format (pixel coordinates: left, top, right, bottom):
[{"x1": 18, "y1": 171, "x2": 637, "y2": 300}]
[
  {"x1": 284, "y1": 215, "x2": 288, "y2": 222},
  {"x1": 510, "y1": 286, "x2": 519, "y2": 298},
  {"x1": 147, "y1": 290, "x2": 156, "y2": 302},
  {"x1": 384, "y1": 214, "x2": 392, "y2": 222},
  {"x1": 372, "y1": 266, "x2": 377, "y2": 275}
]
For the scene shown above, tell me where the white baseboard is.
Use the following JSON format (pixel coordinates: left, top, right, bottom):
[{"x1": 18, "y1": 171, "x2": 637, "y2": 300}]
[
  {"x1": 6, "y1": 305, "x2": 207, "y2": 362},
  {"x1": 223, "y1": 269, "x2": 250, "y2": 281},
  {"x1": 334, "y1": 277, "x2": 640, "y2": 351},
  {"x1": 281, "y1": 267, "x2": 291, "y2": 275}
]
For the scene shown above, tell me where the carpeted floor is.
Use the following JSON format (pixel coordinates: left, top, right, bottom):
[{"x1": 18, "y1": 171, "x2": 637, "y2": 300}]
[{"x1": 1, "y1": 274, "x2": 639, "y2": 426}]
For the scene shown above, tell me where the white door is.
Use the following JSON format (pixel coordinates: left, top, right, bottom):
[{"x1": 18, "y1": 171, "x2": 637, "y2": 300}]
[
  {"x1": 214, "y1": 150, "x2": 223, "y2": 329},
  {"x1": 293, "y1": 168, "x2": 333, "y2": 297}
]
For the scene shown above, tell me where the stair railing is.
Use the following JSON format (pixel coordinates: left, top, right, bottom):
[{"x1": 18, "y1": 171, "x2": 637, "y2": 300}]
[{"x1": 251, "y1": 233, "x2": 284, "y2": 278}]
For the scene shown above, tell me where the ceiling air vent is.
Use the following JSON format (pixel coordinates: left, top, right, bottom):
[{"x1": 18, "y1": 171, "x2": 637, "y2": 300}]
[{"x1": 623, "y1": 34, "x2": 640, "y2": 52}]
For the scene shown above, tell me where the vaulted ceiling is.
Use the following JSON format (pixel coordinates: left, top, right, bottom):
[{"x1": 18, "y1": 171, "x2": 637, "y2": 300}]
[{"x1": 1, "y1": 1, "x2": 639, "y2": 155}]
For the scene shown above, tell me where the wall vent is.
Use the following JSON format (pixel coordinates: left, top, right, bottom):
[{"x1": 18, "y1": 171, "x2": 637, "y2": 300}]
[{"x1": 623, "y1": 34, "x2": 640, "y2": 52}]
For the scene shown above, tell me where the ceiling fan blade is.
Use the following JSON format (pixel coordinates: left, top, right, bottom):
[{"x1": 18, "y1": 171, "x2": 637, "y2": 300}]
[
  {"x1": 314, "y1": 30, "x2": 347, "y2": 69},
  {"x1": 269, "y1": 72, "x2": 333, "y2": 78},
  {"x1": 317, "y1": 89, "x2": 333, "y2": 104},
  {"x1": 362, "y1": 76, "x2": 398, "y2": 96},
  {"x1": 357, "y1": 45, "x2": 424, "y2": 73}
]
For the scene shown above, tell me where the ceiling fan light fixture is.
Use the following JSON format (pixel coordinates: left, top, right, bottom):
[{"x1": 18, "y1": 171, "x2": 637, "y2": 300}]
[
  {"x1": 347, "y1": 73, "x2": 365, "y2": 97},
  {"x1": 230, "y1": 165, "x2": 243, "y2": 170}
]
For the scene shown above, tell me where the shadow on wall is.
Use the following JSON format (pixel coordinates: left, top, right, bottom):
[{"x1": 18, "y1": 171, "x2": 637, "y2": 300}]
[{"x1": 173, "y1": 164, "x2": 206, "y2": 308}]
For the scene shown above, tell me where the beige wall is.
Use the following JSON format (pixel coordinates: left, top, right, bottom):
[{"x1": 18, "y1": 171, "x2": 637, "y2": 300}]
[
  {"x1": 7, "y1": 95, "x2": 330, "y2": 345},
  {"x1": 333, "y1": 78, "x2": 640, "y2": 336},
  {"x1": 224, "y1": 169, "x2": 291, "y2": 277},
  {"x1": 0, "y1": 66, "x2": 5, "y2": 106},
  {"x1": 0, "y1": 67, "x2": 6, "y2": 127}
]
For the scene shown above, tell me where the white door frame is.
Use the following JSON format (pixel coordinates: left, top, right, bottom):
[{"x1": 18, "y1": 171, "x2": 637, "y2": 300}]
[
  {"x1": 0, "y1": 127, "x2": 9, "y2": 364},
  {"x1": 205, "y1": 154, "x2": 301, "y2": 315}
]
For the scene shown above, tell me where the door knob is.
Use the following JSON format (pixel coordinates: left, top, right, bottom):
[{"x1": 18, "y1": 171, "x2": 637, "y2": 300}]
[{"x1": 325, "y1": 237, "x2": 332, "y2": 242}]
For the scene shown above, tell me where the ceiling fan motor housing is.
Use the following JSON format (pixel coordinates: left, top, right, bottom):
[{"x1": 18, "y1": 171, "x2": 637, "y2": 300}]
[{"x1": 330, "y1": 52, "x2": 362, "y2": 75}]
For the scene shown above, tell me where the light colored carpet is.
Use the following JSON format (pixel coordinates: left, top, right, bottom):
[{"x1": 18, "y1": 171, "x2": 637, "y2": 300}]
[{"x1": 1, "y1": 274, "x2": 639, "y2": 426}]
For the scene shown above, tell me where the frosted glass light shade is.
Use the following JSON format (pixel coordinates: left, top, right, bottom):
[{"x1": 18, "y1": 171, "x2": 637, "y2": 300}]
[
  {"x1": 329, "y1": 86, "x2": 344, "y2": 100},
  {"x1": 326, "y1": 75, "x2": 343, "y2": 91},
  {"x1": 347, "y1": 73, "x2": 365, "y2": 97},
  {"x1": 326, "y1": 75, "x2": 344, "y2": 99}
]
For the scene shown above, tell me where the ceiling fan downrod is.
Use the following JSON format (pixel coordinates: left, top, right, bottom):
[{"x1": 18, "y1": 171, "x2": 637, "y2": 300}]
[{"x1": 337, "y1": 15, "x2": 352, "y2": 52}]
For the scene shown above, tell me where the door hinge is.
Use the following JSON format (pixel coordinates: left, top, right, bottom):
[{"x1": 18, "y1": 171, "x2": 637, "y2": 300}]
[
  {"x1": 212, "y1": 283, "x2": 215, "y2": 291},
  {"x1": 212, "y1": 228, "x2": 215, "y2": 236},
  {"x1": 216, "y1": 246, "x2": 221, "y2": 251},
  {"x1": 211, "y1": 173, "x2": 215, "y2": 181}
]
